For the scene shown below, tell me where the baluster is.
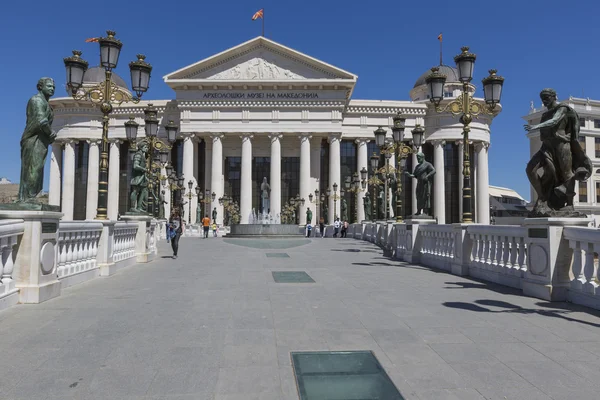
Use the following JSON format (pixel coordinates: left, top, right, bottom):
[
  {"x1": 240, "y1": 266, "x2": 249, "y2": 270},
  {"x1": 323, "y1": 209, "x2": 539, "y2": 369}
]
[
  {"x1": 471, "y1": 234, "x2": 479, "y2": 263},
  {"x1": 495, "y1": 235, "x2": 504, "y2": 268},
  {"x1": 476, "y1": 234, "x2": 484, "y2": 263},
  {"x1": 507, "y1": 236, "x2": 516, "y2": 269},
  {"x1": 1, "y1": 238, "x2": 12, "y2": 283},
  {"x1": 571, "y1": 240, "x2": 584, "y2": 290},
  {"x1": 501, "y1": 235, "x2": 510, "y2": 269},
  {"x1": 488, "y1": 235, "x2": 496, "y2": 267},
  {"x1": 583, "y1": 242, "x2": 598, "y2": 294},
  {"x1": 518, "y1": 238, "x2": 527, "y2": 273}
]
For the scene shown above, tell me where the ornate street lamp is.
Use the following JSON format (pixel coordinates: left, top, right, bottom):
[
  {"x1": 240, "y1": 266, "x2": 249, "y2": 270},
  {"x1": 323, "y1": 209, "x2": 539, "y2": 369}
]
[
  {"x1": 64, "y1": 31, "x2": 151, "y2": 220},
  {"x1": 425, "y1": 46, "x2": 504, "y2": 223},
  {"x1": 369, "y1": 153, "x2": 380, "y2": 221}
]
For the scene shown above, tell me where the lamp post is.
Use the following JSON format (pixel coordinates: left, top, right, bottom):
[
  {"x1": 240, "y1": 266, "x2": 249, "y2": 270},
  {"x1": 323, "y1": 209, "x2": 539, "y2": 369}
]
[
  {"x1": 308, "y1": 189, "x2": 325, "y2": 225},
  {"x1": 197, "y1": 188, "x2": 215, "y2": 221},
  {"x1": 64, "y1": 31, "x2": 152, "y2": 220},
  {"x1": 186, "y1": 180, "x2": 194, "y2": 224},
  {"x1": 332, "y1": 183, "x2": 340, "y2": 221},
  {"x1": 124, "y1": 104, "x2": 177, "y2": 216},
  {"x1": 369, "y1": 153, "x2": 380, "y2": 221},
  {"x1": 425, "y1": 47, "x2": 504, "y2": 223},
  {"x1": 345, "y1": 172, "x2": 367, "y2": 223},
  {"x1": 374, "y1": 127, "x2": 396, "y2": 220},
  {"x1": 391, "y1": 114, "x2": 425, "y2": 222}
]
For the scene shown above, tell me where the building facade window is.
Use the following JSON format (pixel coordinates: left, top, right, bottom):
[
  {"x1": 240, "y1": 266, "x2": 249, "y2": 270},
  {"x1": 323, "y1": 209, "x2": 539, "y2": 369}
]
[
  {"x1": 197, "y1": 139, "x2": 206, "y2": 191},
  {"x1": 281, "y1": 157, "x2": 300, "y2": 207},
  {"x1": 224, "y1": 157, "x2": 241, "y2": 205},
  {"x1": 580, "y1": 118, "x2": 586, "y2": 128},
  {"x1": 320, "y1": 139, "x2": 329, "y2": 194},
  {"x1": 118, "y1": 142, "x2": 132, "y2": 216},
  {"x1": 579, "y1": 181, "x2": 588, "y2": 203},
  {"x1": 596, "y1": 182, "x2": 600, "y2": 204},
  {"x1": 73, "y1": 141, "x2": 89, "y2": 220},
  {"x1": 594, "y1": 119, "x2": 600, "y2": 129},
  {"x1": 595, "y1": 138, "x2": 600, "y2": 159},
  {"x1": 252, "y1": 157, "x2": 271, "y2": 211},
  {"x1": 444, "y1": 142, "x2": 460, "y2": 223},
  {"x1": 340, "y1": 140, "x2": 357, "y2": 221}
]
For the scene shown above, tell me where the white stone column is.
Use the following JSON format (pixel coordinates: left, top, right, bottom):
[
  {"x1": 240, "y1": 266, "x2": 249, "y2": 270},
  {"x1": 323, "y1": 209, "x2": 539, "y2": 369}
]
[
  {"x1": 299, "y1": 134, "x2": 312, "y2": 211},
  {"x1": 356, "y1": 138, "x2": 369, "y2": 222},
  {"x1": 182, "y1": 134, "x2": 197, "y2": 224},
  {"x1": 433, "y1": 140, "x2": 446, "y2": 224},
  {"x1": 411, "y1": 151, "x2": 418, "y2": 215},
  {"x1": 85, "y1": 139, "x2": 101, "y2": 220},
  {"x1": 107, "y1": 140, "x2": 121, "y2": 220},
  {"x1": 48, "y1": 142, "x2": 62, "y2": 207},
  {"x1": 329, "y1": 133, "x2": 342, "y2": 223},
  {"x1": 240, "y1": 134, "x2": 253, "y2": 224},
  {"x1": 61, "y1": 140, "x2": 76, "y2": 221},
  {"x1": 457, "y1": 140, "x2": 464, "y2": 220},
  {"x1": 476, "y1": 142, "x2": 490, "y2": 224},
  {"x1": 388, "y1": 151, "x2": 396, "y2": 218},
  {"x1": 269, "y1": 133, "x2": 282, "y2": 218},
  {"x1": 210, "y1": 134, "x2": 224, "y2": 226}
]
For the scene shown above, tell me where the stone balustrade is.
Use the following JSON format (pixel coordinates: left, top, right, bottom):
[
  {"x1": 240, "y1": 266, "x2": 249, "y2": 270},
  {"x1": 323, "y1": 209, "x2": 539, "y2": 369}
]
[
  {"x1": 359, "y1": 220, "x2": 600, "y2": 311},
  {"x1": 0, "y1": 219, "x2": 24, "y2": 309},
  {"x1": 564, "y1": 226, "x2": 600, "y2": 309},
  {"x1": 113, "y1": 222, "x2": 137, "y2": 262},
  {"x1": 57, "y1": 221, "x2": 103, "y2": 288}
]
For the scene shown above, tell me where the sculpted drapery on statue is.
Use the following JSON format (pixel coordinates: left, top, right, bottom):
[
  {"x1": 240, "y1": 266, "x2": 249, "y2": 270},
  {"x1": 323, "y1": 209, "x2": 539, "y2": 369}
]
[
  {"x1": 129, "y1": 142, "x2": 149, "y2": 212},
  {"x1": 525, "y1": 88, "x2": 592, "y2": 217},
  {"x1": 363, "y1": 195, "x2": 372, "y2": 221},
  {"x1": 405, "y1": 152, "x2": 435, "y2": 216},
  {"x1": 18, "y1": 78, "x2": 56, "y2": 202},
  {"x1": 260, "y1": 177, "x2": 270, "y2": 213}
]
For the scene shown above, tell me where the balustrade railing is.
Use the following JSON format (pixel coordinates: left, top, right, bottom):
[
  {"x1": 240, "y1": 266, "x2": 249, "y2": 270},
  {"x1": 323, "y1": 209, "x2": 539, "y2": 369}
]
[
  {"x1": 467, "y1": 225, "x2": 527, "y2": 288},
  {"x1": 419, "y1": 224, "x2": 455, "y2": 271},
  {"x1": 0, "y1": 219, "x2": 24, "y2": 300},
  {"x1": 114, "y1": 222, "x2": 137, "y2": 262},
  {"x1": 564, "y1": 227, "x2": 600, "y2": 307},
  {"x1": 57, "y1": 222, "x2": 103, "y2": 280}
]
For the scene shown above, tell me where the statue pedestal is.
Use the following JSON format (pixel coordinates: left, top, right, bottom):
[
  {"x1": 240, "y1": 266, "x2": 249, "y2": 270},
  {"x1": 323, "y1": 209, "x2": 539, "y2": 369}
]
[
  {"x1": 0, "y1": 210, "x2": 62, "y2": 303},
  {"x1": 522, "y1": 217, "x2": 592, "y2": 301},
  {"x1": 120, "y1": 214, "x2": 154, "y2": 263},
  {"x1": 404, "y1": 217, "x2": 437, "y2": 264}
]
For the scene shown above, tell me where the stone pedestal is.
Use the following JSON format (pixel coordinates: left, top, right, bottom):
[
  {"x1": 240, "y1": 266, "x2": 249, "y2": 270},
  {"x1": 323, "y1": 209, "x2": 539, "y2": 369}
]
[
  {"x1": 97, "y1": 221, "x2": 117, "y2": 276},
  {"x1": 120, "y1": 214, "x2": 154, "y2": 263},
  {"x1": 451, "y1": 223, "x2": 472, "y2": 276},
  {"x1": 522, "y1": 217, "x2": 591, "y2": 301},
  {"x1": 0, "y1": 210, "x2": 62, "y2": 303},
  {"x1": 403, "y1": 217, "x2": 436, "y2": 264}
]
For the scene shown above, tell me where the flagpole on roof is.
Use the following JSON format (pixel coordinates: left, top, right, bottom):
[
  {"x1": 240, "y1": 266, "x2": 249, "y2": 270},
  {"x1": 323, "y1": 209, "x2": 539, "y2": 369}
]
[
  {"x1": 263, "y1": 8, "x2": 265, "y2": 37},
  {"x1": 438, "y1": 32, "x2": 443, "y2": 65}
]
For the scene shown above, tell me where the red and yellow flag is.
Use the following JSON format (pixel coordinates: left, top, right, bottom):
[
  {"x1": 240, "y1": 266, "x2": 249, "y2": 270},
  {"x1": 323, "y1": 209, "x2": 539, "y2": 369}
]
[
  {"x1": 252, "y1": 8, "x2": 264, "y2": 20},
  {"x1": 85, "y1": 37, "x2": 100, "y2": 43},
  {"x1": 437, "y1": 33, "x2": 442, "y2": 42}
]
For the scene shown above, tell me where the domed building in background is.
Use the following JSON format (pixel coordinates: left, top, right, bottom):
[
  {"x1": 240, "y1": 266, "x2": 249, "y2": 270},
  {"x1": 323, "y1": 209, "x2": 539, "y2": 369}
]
[{"x1": 48, "y1": 36, "x2": 500, "y2": 225}]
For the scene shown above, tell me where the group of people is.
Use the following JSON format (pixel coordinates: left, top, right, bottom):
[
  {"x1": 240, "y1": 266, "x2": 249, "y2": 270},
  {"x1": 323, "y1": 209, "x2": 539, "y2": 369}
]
[
  {"x1": 166, "y1": 210, "x2": 218, "y2": 259},
  {"x1": 306, "y1": 217, "x2": 349, "y2": 238}
]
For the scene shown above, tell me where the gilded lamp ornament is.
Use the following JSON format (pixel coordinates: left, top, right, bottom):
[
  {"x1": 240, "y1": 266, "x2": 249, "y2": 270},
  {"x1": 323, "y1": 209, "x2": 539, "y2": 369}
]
[
  {"x1": 63, "y1": 30, "x2": 152, "y2": 220},
  {"x1": 425, "y1": 46, "x2": 504, "y2": 223}
]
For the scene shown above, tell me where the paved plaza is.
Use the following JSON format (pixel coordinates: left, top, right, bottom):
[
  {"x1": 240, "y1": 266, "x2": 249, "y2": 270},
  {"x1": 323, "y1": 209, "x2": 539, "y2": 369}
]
[{"x1": 1, "y1": 237, "x2": 600, "y2": 400}]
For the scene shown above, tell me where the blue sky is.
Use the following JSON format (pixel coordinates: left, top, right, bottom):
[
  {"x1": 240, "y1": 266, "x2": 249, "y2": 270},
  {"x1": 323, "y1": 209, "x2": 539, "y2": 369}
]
[{"x1": 1, "y1": 0, "x2": 598, "y2": 200}]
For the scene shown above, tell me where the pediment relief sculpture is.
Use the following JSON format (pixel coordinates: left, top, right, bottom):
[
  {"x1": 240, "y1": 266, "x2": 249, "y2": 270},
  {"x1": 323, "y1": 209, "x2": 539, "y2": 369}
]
[{"x1": 206, "y1": 57, "x2": 305, "y2": 80}]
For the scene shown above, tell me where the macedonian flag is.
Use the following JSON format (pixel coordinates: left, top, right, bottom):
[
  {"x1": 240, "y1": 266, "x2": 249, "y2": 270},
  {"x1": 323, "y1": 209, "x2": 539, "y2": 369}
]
[
  {"x1": 85, "y1": 37, "x2": 100, "y2": 43},
  {"x1": 437, "y1": 33, "x2": 442, "y2": 42},
  {"x1": 252, "y1": 8, "x2": 264, "y2": 20}
]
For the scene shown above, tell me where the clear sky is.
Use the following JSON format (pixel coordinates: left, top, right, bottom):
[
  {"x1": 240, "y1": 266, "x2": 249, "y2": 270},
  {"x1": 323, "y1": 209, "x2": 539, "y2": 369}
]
[{"x1": 1, "y1": 0, "x2": 598, "y2": 200}]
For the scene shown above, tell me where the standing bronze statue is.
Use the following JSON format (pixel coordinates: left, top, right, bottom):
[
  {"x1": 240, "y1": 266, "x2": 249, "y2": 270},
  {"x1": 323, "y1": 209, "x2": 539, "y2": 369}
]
[
  {"x1": 363, "y1": 194, "x2": 371, "y2": 221},
  {"x1": 405, "y1": 152, "x2": 435, "y2": 216},
  {"x1": 525, "y1": 88, "x2": 592, "y2": 217},
  {"x1": 129, "y1": 142, "x2": 149, "y2": 212},
  {"x1": 306, "y1": 207, "x2": 312, "y2": 224},
  {"x1": 18, "y1": 78, "x2": 56, "y2": 203},
  {"x1": 341, "y1": 198, "x2": 348, "y2": 222},
  {"x1": 212, "y1": 207, "x2": 217, "y2": 222}
]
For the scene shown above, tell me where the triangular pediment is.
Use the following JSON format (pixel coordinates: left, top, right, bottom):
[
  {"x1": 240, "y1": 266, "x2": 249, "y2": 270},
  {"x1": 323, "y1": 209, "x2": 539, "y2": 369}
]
[{"x1": 164, "y1": 37, "x2": 357, "y2": 82}]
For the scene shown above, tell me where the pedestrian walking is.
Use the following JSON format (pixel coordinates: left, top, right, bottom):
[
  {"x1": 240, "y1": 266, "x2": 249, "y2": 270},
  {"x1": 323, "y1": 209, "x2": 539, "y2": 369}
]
[
  {"x1": 212, "y1": 222, "x2": 218, "y2": 237},
  {"x1": 333, "y1": 218, "x2": 341, "y2": 237},
  {"x1": 168, "y1": 209, "x2": 184, "y2": 259},
  {"x1": 201, "y1": 215, "x2": 210, "y2": 238},
  {"x1": 341, "y1": 220, "x2": 348, "y2": 238},
  {"x1": 306, "y1": 223, "x2": 312, "y2": 238},
  {"x1": 319, "y1": 216, "x2": 325, "y2": 238}
]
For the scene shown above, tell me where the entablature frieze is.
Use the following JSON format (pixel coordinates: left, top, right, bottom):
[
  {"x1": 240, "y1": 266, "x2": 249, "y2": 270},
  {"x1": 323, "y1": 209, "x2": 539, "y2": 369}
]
[
  {"x1": 176, "y1": 100, "x2": 347, "y2": 109},
  {"x1": 345, "y1": 106, "x2": 427, "y2": 115}
]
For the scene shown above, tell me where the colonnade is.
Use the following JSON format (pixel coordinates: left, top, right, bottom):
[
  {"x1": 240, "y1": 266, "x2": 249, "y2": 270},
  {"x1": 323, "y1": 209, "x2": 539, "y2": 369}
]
[{"x1": 47, "y1": 136, "x2": 491, "y2": 225}]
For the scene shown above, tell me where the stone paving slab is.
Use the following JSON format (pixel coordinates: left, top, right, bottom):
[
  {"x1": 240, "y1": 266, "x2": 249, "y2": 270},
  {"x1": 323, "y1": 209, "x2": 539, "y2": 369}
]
[{"x1": 1, "y1": 237, "x2": 600, "y2": 399}]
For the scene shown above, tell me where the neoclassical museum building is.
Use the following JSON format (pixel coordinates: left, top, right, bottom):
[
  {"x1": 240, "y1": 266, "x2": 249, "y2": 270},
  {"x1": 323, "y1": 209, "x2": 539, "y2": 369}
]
[{"x1": 48, "y1": 36, "x2": 499, "y2": 226}]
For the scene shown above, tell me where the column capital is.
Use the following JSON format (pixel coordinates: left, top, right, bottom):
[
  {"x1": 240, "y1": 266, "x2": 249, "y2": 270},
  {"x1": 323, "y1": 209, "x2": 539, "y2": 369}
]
[
  {"x1": 109, "y1": 138, "x2": 122, "y2": 145},
  {"x1": 328, "y1": 133, "x2": 342, "y2": 143},
  {"x1": 299, "y1": 133, "x2": 312, "y2": 142},
  {"x1": 268, "y1": 133, "x2": 283, "y2": 141},
  {"x1": 86, "y1": 139, "x2": 102, "y2": 147},
  {"x1": 210, "y1": 132, "x2": 225, "y2": 141},
  {"x1": 62, "y1": 139, "x2": 77, "y2": 146},
  {"x1": 474, "y1": 141, "x2": 490, "y2": 151},
  {"x1": 355, "y1": 138, "x2": 370, "y2": 146},
  {"x1": 240, "y1": 133, "x2": 254, "y2": 142},
  {"x1": 431, "y1": 139, "x2": 446, "y2": 148},
  {"x1": 180, "y1": 133, "x2": 195, "y2": 141}
]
